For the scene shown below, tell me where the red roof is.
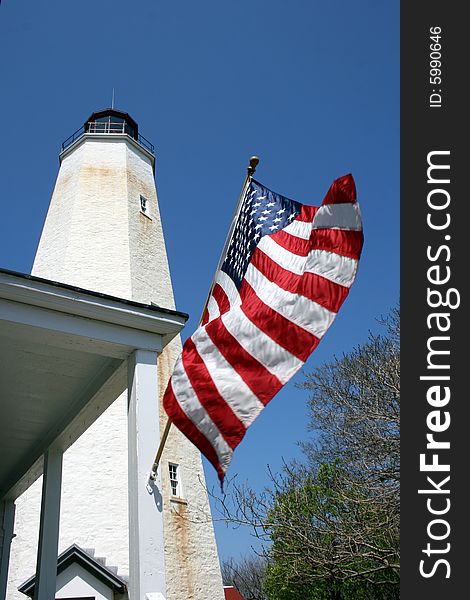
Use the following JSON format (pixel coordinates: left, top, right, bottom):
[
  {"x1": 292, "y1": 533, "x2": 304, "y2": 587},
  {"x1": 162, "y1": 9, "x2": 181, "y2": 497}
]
[{"x1": 224, "y1": 585, "x2": 245, "y2": 600}]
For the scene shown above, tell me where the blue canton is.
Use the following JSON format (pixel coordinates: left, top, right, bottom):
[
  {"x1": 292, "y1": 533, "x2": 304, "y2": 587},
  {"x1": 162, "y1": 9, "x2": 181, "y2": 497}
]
[{"x1": 222, "y1": 179, "x2": 301, "y2": 289}]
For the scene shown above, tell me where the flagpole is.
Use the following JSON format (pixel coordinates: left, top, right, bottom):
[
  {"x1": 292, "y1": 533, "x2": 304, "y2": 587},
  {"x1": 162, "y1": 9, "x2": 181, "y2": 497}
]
[
  {"x1": 148, "y1": 156, "x2": 259, "y2": 482},
  {"x1": 199, "y1": 155, "x2": 259, "y2": 323}
]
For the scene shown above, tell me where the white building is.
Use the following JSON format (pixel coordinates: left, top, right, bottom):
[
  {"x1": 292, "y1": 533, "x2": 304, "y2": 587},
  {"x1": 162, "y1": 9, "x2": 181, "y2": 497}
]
[{"x1": 1, "y1": 109, "x2": 224, "y2": 600}]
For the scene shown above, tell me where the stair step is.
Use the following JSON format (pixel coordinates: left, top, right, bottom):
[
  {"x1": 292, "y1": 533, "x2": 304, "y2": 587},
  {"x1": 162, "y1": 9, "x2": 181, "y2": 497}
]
[{"x1": 106, "y1": 565, "x2": 119, "y2": 574}]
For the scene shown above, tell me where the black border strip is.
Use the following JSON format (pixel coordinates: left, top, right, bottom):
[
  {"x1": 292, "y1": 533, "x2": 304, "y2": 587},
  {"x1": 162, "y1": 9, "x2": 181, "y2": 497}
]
[{"x1": 401, "y1": 3, "x2": 466, "y2": 597}]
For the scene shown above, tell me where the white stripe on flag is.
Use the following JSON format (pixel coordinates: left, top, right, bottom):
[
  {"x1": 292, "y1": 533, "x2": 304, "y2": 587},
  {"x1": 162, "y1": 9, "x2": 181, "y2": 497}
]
[
  {"x1": 171, "y1": 357, "x2": 233, "y2": 470},
  {"x1": 306, "y1": 249, "x2": 358, "y2": 287},
  {"x1": 257, "y1": 236, "x2": 306, "y2": 275},
  {"x1": 245, "y1": 264, "x2": 336, "y2": 338},
  {"x1": 312, "y1": 202, "x2": 362, "y2": 230},
  {"x1": 282, "y1": 219, "x2": 312, "y2": 240},
  {"x1": 206, "y1": 294, "x2": 220, "y2": 322},
  {"x1": 221, "y1": 308, "x2": 303, "y2": 384},
  {"x1": 215, "y1": 269, "x2": 242, "y2": 307},
  {"x1": 258, "y1": 235, "x2": 358, "y2": 288},
  {"x1": 192, "y1": 326, "x2": 265, "y2": 426}
]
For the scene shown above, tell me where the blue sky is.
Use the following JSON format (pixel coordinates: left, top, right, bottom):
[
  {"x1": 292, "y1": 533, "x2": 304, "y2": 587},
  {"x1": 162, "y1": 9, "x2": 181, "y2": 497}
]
[{"x1": 0, "y1": 1, "x2": 399, "y2": 562}]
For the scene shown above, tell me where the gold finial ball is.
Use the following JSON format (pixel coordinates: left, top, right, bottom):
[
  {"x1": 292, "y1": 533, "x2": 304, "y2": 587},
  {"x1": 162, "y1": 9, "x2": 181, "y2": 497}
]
[{"x1": 248, "y1": 156, "x2": 260, "y2": 175}]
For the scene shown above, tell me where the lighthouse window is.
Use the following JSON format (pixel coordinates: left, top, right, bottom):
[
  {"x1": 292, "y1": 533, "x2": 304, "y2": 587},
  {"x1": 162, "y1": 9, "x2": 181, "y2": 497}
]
[
  {"x1": 87, "y1": 115, "x2": 136, "y2": 138},
  {"x1": 140, "y1": 195, "x2": 151, "y2": 218},
  {"x1": 169, "y1": 463, "x2": 181, "y2": 497}
]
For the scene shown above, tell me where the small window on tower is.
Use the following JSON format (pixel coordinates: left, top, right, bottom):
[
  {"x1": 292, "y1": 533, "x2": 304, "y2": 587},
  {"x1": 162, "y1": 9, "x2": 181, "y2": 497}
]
[
  {"x1": 140, "y1": 194, "x2": 151, "y2": 218},
  {"x1": 169, "y1": 463, "x2": 181, "y2": 497}
]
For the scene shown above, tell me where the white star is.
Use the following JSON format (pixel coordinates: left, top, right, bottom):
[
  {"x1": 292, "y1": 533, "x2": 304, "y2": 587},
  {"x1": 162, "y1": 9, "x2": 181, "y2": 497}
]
[
  {"x1": 254, "y1": 232, "x2": 261, "y2": 240},
  {"x1": 266, "y1": 201, "x2": 276, "y2": 207},
  {"x1": 259, "y1": 216, "x2": 268, "y2": 222},
  {"x1": 273, "y1": 217, "x2": 282, "y2": 223},
  {"x1": 288, "y1": 213, "x2": 296, "y2": 221},
  {"x1": 253, "y1": 202, "x2": 262, "y2": 208},
  {"x1": 277, "y1": 208, "x2": 286, "y2": 214},
  {"x1": 256, "y1": 195, "x2": 267, "y2": 200},
  {"x1": 255, "y1": 223, "x2": 262, "y2": 230},
  {"x1": 269, "y1": 224, "x2": 279, "y2": 231},
  {"x1": 262, "y1": 209, "x2": 271, "y2": 215}
]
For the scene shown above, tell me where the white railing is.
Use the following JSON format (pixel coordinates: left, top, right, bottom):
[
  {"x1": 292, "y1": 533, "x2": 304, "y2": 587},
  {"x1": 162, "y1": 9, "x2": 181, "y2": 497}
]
[
  {"x1": 62, "y1": 123, "x2": 155, "y2": 154},
  {"x1": 87, "y1": 121, "x2": 129, "y2": 134}
]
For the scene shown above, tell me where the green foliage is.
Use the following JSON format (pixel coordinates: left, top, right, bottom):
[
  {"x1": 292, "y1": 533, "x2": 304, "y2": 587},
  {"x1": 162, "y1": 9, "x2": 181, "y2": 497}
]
[{"x1": 262, "y1": 461, "x2": 399, "y2": 599}]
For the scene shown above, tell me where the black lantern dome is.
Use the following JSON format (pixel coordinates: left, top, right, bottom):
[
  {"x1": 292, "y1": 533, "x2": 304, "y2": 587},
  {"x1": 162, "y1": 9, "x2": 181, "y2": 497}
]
[
  {"x1": 61, "y1": 108, "x2": 154, "y2": 155},
  {"x1": 84, "y1": 108, "x2": 139, "y2": 140}
]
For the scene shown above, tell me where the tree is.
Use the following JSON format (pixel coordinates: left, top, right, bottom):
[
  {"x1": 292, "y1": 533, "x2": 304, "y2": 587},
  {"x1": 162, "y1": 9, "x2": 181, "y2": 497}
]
[
  {"x1": 298, "y1": 305, "x2": 400, "y2": 503},
  {"x1": 215, "y1": 306, "x2": 400, "y2": 599},
  {"x1": 221, "y1": 555, "x2": 268, "y2": 600},
  {"x1": 263, "y1": 461, "x2": 399, "y2": 599}
]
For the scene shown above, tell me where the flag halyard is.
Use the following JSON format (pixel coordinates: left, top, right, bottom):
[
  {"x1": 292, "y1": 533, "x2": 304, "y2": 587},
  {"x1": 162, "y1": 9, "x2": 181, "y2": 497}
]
[{"x1": 163, "y1": 174, "x2": 363, "y2": 483}]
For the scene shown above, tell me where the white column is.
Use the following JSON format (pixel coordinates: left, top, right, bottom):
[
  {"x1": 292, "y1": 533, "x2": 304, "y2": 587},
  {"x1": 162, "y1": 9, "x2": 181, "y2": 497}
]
[
  {"x1": 34, "y1": 450, "x2": 63, "y2": 600},
  {"x1": 128, "y1": 350, "x2": 166, "y2": 600},
  {"x1": 0, "y1": 500, "x2": 15, "y2": 600}
]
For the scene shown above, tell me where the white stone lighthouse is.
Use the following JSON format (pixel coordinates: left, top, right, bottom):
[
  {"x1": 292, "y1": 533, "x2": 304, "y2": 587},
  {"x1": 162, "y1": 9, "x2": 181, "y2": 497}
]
[{"x1": 7, "y1": 109, "x2": 224, "y2": 600}]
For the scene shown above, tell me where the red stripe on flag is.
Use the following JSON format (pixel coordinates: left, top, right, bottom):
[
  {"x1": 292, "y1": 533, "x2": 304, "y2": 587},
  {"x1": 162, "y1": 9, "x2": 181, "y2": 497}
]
[
  {"x1": 251, "y1": 248, "x2": 349, "y2": 313},
  {"x1": 182, "y1": 338, "x2": 246, "y2": 449},
  {"x1": 212, "y1": 282, "x2": 231, "y2": 316},
  {"x1": 271, "y1": 229, "x2": 312, "y2": 256},
  {"x1": 272, "y1": 227, "x2": 362, "y2": 260},
  {"x1": 205, "y1": 317, "x2": 283, "y2": 406},
  {"x1": 297, "y1": 205, "x2": 320, "y2": 222},
  {"x1": 201, "y1": 282, "x2": 230, "y2": 326},
  {"x1": 322, "y1": 173, "x2": 356, "y2": 204},
  {"x1": 240, "y1": 281, "x2": 320, "y2": 361},
  {"x1": 311, "y1": 228, "x2": 363, "y2": 259},
  {"x1": 163, "y1": 382, "x2": 225, "y2": 482}
]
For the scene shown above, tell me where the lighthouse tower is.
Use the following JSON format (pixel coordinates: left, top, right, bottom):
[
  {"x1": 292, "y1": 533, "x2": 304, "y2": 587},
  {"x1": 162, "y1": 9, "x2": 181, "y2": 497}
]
[{"x1": 7, "y1": 109, "x2": 224, "y2": 600}]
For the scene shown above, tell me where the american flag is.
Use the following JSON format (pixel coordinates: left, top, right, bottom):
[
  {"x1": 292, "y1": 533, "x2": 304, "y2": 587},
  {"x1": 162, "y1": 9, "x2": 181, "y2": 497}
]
[{"x1": 163, "y1": 173, "x2": 363, "y2": 482}]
